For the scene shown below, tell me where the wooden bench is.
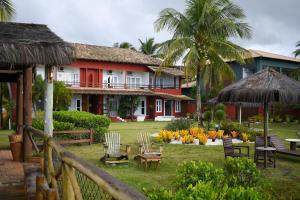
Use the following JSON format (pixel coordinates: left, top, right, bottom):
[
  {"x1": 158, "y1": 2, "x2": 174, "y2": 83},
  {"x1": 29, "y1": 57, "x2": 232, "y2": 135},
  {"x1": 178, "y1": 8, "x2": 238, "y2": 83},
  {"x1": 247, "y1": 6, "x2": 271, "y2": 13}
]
[
  {"x1": 137, "y1": 154, "x2": 161, "y2": 170},
  {"x1": 53, "y1": 129, "x2": 94, "y2": 145}
]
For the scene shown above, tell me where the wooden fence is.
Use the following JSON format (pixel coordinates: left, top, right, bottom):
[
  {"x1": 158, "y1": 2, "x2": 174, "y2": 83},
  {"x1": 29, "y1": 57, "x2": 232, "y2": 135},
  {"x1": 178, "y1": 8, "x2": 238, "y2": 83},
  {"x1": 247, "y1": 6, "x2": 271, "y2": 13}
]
[{"x1": 25, "y1": 126, "x2": 147, "y2": 200}]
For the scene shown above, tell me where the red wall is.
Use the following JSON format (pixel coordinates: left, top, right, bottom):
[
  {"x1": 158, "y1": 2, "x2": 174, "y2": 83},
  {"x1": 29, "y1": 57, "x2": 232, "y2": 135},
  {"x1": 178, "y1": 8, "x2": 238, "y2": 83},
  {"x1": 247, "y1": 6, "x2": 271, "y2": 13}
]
[
  {"x1": 151, "y1": 88, "x2": 181, "y2": 95},
  {"x1": 226, "y1": 105, "x2": 236, "y2": 120}
]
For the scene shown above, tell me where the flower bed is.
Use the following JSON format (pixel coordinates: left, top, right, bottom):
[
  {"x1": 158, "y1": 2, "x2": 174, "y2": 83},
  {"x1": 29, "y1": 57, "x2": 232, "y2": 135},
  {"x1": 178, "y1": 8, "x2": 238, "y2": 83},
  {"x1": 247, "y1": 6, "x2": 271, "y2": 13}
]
[{"x1": 157, "y1": 127, "x2": 246, "y2": 145}]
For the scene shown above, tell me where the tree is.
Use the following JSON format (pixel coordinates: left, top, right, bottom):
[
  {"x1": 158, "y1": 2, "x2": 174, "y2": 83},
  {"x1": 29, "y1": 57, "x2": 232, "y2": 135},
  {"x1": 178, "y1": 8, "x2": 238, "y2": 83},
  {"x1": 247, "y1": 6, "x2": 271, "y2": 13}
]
[
  {"x1": 294, "y1": 41, "x2": 300, "y2": 58},
  {"x1": 113, "y1": 42, "x2": 136, "y2": 50},
  {"x1": 118, "y1": 96, "x2": 139, "y2": 120},
  {"x1": 33, "y1": 75, "x2": 72, "y2": 111},
  {"x1": 0, "y1": 0, "x2": 15, "y2": 21},
  {"x1": 155, "y1": 0, "x2": 251, "y2": 127},
  {"x1": 138, "y1": 37, "x2": 160, "y2": 57}
]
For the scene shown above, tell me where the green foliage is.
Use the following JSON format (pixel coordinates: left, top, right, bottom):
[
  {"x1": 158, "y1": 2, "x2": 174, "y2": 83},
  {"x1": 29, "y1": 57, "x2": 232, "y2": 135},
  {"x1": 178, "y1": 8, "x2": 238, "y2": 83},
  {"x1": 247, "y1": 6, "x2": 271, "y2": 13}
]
[
  {"x1": 203, "y1": 111, "x2": 212, "y2": 122},
  {"x1": 117, "y1": 96, "x2": 139, "y2": 119},
  {"x1": 53, "y1": 111, "x2": 110, "y2": 142},
  {"x1": 273, "y1": 115, "x2": 283, "y2": 123},
  {"x1": 113, "y1": 42, "x2": 136, "y2": 50},
  {"x1": 33, "y1": 75, "x2": 72, "y2": 111},
  {"x1": 215, "y1": 110, "x2": 226, "y2": 122},
  {"x1": 53, "y1": 81, "x2": 72, "y2": 111},
  {"x1": 0, "y1": 0, "x2": 15, "y2": 21},
  {"x1": 215, "y1": 103, "x2": 225, "y2": 111},
  {"x1": 165, "y1": 118, "x2": 192, "y2": 131},
  {"x1": 143, "y1": 187, "x2": 173, "y2": 200},
  {"x1": 176, "y1": 161, "x2": 224, "y2": 188},
  {"x1": 175, "y1": 182, "x2": 220, "y2": 200},
  {"x1": 225, "y1": 186, "x2": 264, "y2": 200},
  {"x1": 138, "y1": 37, "x2": 160, "y2": 57},
  {"x1": 32, "y1": 118, "x2": 75, "y2": 131},
  {"x1": 224, "y1": 157, "x2": 260, "y2": 188}
]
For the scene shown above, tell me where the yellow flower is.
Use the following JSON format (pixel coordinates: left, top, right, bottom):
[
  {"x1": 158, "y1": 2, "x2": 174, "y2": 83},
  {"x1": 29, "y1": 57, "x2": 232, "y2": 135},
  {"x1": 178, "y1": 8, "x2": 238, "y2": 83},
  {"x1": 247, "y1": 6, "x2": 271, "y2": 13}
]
[
  {"x1": 241, "y1": 133, "x2": 249, "y2": 142},
  {"x1": 208, "y1": 131, "x2": 217, "y2": 139},
  {"x1": 217, "y1": 130, "x2": 224, "y2": 139}
]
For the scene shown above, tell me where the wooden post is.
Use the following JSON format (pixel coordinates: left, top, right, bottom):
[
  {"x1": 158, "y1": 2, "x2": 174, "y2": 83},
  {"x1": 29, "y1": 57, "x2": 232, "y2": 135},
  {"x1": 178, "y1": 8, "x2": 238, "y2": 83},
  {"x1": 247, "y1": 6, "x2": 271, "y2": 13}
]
[
  {"x1": 16, "y1": 74, "x2": 23, "y2": 135},
  {"x1": 238, "y1": 104, "x2": 242, "y2": 125},
  {"x1": 44, "y1": 65, "x2": 54, "y2": 137},
  {"x1": 23, "y1": 65, "x2": 33, "y2": 161},
  {"x1": 63, "y1": 164, "x2": 75, "y2": 200},
  {"x1": 36, "y1": 176, "x2": 44, "y2": 200},
  {"x1": 263, "y1": 101, "x2": 269, "y2": 168}
]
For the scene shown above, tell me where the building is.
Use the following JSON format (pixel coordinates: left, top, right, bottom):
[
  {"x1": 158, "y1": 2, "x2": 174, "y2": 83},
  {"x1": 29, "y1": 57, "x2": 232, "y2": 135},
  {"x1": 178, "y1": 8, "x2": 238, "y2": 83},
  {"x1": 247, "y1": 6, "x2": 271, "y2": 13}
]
[
  {"x1": 182, "y1": 49, "x2": 300, "y2": 120},
  {"x1": 37, "y1": 43, "x2": 192, "y2": 121}
]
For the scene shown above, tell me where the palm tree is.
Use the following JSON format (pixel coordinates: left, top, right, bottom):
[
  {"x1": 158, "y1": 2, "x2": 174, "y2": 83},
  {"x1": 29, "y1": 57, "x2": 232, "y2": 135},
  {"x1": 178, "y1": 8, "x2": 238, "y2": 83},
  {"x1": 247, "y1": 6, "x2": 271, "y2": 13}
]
[
  {"x1": 294, "y1": 41, "x2": 300, "y2": 58},
  {"x1": 113, "y1": 42, "x2": 136, "y2": 50},
  {"x1": 138, "y1": 37, "x2": 160, "y2": 57},
  {"x1": 155, "y1": 0, "x2": 251, "y2": 127},
  {"x1": 0, "y1": 0, "x2": 15, "y2": 21}
]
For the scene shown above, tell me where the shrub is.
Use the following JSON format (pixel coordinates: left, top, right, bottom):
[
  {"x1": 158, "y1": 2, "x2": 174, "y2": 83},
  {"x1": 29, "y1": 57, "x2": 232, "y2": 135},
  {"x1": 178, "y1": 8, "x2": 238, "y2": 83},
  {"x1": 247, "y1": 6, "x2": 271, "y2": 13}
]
[
  {"x1": 215, "y1": 110, "x2": 226, "y2": 122},
  {"x1": 203, "y1": 111, "x2": 212, "y2": 121},
  {"x1": 224, "y1": 157, "x2": 260, "y2": 188},
  {"x1": 144, "y1": 187, "x2": 173, "y2": 200},
  {"x1": 175, "y1": 182, "x2": 220, "y2": 200},
  {"x1": 215, "y1": 103, "x2": 225, "y2": 111},
  {"x1": 53, "y1": 111, "x2": 110, "y2": 142},
  {"x1": 225, "y1": 186, "x2": 264, "y2": 200},
  {"x1": 165, "y1": 118, "x2": 192, "y2": 131},
  {"x1": 32, "y1": 118, "x2": 75, "y2": 131},
  {"x1": 176, "y1": 161, "x2": 224, "y2": 188}
]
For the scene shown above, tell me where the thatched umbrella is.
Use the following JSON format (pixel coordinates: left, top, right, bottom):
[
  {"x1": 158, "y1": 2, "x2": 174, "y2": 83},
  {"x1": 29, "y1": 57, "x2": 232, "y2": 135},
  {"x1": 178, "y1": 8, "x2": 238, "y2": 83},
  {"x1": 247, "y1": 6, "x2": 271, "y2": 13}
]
[{"x1": 218, "y1": 68, "x2": 300, "y2": 167}]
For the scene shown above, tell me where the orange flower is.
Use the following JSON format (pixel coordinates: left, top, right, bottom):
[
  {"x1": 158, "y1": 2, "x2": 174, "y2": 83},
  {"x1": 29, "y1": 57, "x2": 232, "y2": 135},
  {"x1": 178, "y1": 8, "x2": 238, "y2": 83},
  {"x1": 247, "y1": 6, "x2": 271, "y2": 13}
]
[{"x1": 231, "y1": 131, "x2": 239, "y2": 138}]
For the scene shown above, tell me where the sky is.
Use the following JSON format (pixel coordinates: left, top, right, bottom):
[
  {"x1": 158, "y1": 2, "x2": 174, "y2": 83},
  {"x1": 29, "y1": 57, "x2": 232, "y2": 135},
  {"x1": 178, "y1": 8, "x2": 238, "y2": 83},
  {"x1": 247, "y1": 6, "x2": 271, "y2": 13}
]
[{"x1": 13, "y1": 0, "x2": 300, "y2": 57}]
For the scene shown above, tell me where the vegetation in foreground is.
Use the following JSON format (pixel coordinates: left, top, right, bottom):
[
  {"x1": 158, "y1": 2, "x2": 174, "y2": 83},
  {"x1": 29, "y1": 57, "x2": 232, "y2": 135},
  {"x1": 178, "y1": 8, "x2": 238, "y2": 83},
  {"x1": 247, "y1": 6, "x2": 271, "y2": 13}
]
[{"x1": 65, "y1": 121, "x2": 300, "y2": 200}]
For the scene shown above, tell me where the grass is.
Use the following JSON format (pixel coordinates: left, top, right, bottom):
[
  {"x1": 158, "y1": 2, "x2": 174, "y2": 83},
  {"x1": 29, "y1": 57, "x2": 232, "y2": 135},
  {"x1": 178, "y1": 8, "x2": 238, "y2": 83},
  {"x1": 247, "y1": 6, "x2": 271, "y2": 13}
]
[{"x1": 65, "y1": 121, "x2": 300, "y2": 199}]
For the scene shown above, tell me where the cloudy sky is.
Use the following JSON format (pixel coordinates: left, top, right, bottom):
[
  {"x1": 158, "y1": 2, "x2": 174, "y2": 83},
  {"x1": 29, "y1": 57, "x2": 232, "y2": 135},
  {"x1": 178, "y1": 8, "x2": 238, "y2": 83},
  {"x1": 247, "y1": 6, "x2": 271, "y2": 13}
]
[{"x1": 13, "y1": 0, "x2": 300, "y2": 57}]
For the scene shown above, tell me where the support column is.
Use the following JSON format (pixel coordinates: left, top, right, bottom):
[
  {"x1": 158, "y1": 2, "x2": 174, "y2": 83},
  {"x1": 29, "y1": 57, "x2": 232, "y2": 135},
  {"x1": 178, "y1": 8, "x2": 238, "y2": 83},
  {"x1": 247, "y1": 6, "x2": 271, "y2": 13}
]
[
  {"x1": 238, "y1": 104, "x2": 242, "y2": 125},
  {"x1": 23, "y1": 66, "x2": 33, "y2": 161},
  {"x1": 263, "y1": 102, "x2": 269, "y2": 168},
  {"x1": 16, "y1": 74, "x2": 23, "y2": 135},
  {"x1": 44, "y1": 66, "x2": 54, "y2": 136}
]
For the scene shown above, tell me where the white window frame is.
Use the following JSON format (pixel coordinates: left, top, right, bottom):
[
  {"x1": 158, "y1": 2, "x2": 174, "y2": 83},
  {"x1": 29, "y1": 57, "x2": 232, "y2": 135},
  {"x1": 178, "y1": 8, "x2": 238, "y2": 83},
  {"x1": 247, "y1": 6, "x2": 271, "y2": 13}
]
[
  {"x1": 175, "y1": 100, "x2": 181, "y2": 113},
  {"x1": 76, "y1": 99, "x2": 81, "y2": 111},
  {"x1": 156, "y1": 99, "x2": 162, "y2": 112},
  {"x1": 127, "y1": 77, "x2": 141, "y2": 88}
]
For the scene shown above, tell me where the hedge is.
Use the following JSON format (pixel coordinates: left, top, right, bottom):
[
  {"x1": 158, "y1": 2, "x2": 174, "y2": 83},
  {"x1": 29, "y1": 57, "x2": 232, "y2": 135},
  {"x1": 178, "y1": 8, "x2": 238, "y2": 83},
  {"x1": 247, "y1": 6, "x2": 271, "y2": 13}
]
[
  {"x1": 53, "y1": 111, "x2": 110, "y2": 142},
  {"x1": 32, "y1": 118, "x2": 75, "y2": 131}
]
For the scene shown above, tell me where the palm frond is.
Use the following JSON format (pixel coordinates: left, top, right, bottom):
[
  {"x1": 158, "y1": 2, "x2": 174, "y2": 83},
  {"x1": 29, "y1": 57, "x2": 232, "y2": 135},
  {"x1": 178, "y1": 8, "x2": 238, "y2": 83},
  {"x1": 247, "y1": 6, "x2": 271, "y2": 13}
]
[{"x1": 0, "y1": 0, "x2": 15, "y2": 22}]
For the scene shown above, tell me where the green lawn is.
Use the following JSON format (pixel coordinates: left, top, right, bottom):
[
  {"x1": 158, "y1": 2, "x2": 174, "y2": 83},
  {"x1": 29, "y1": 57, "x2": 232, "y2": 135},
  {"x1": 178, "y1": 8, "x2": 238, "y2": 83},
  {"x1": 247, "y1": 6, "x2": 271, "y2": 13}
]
[{"x1": 65, "y1": 121, "x2": 300, "y2": 200}]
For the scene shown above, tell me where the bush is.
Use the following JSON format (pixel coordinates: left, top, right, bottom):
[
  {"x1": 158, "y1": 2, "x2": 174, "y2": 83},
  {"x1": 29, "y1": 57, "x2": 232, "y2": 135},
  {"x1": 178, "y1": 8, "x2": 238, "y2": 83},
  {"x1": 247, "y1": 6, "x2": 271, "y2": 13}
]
[
  {"x1": 215, "y1": 103, "x2": 225, "y2": 111},
  {"x1": 32, "y1": 118, "x2": 75, "y2": 131},
  {"x1": 215, "y1": 110, "x2": 226, "y2": 122},
  {"x1": 176, "y1": 161, "x2": 224, "y2": 188},
  {"x1": 165, "y1": 118, "x2": 192, "y2": 131},
  {"x1": 224, "y1": 157, "x2": 260, "y2": 188},
  {"x1": 144, "y1": 188, "x2": 173, "y2": 200},
  {"x1": 53, "y1": 111, "x2": 110, "y2": 142},
  {"x1": 225, "y1": 186, "x2": 264, "y2": 200},
  {"x1": 203, "y1": 111, "x2": 212, "y2": 122},
  {"x1": 175, "y1": 182, "x2": 220, "y2": 200}
]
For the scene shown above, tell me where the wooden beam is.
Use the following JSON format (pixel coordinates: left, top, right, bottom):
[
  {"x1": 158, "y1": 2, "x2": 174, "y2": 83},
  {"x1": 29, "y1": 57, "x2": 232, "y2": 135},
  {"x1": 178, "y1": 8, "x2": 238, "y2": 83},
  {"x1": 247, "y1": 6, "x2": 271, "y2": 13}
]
[
  {"x1": 44, "y1": 65, "x2": 54, "y2": 137},
  {"x1": 16, "y1": 74, "x2": 23, "y2": 135},
  {"x1": 23, "y1": 65, "x2": 33, "y2": 162},
  {"x1": 0, "y1": 74, "x2": 18, "y2": 82},
  {"x1": 0, "y1": 70, "x2": 23, "y2": 74}
]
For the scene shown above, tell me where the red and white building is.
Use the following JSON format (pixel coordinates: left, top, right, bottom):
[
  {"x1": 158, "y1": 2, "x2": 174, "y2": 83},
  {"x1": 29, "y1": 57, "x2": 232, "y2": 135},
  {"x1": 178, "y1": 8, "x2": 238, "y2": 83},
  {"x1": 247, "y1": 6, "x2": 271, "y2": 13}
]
[{"x1": 37, "y1": 43, "x2": 192, "y2": 121}]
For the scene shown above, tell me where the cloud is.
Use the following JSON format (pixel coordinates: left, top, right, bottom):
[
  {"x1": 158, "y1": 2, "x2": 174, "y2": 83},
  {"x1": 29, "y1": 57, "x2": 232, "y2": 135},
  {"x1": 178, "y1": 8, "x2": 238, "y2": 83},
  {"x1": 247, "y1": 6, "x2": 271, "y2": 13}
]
[{"x1": 13, "y1": 0, "x2": 300, "y2": 57}]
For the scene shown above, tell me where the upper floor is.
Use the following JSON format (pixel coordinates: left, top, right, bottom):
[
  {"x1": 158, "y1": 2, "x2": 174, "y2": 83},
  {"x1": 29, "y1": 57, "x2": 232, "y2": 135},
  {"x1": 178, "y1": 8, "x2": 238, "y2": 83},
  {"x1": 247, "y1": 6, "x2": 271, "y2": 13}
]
[{"x1": 36, "y1": 43, "x2": 184, "y2": 95}]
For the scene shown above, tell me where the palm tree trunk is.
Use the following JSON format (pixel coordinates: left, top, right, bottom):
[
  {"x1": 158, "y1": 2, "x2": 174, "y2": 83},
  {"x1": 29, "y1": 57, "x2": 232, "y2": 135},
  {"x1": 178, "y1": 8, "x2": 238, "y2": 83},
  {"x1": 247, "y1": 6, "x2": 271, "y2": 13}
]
[
  {"x1": 196, "y1": 66, "x2": 203, "y2": 127},
  {"x1": 0, "y1": 83, "x2": 2, "y2": 129}
]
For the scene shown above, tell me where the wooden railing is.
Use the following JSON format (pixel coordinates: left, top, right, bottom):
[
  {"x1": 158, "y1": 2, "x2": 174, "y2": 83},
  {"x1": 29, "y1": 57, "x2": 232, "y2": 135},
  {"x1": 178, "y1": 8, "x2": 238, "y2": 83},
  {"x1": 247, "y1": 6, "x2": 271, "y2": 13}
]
[{"x1": 25, "y1": 126, "x2": 148, "y2": 200}]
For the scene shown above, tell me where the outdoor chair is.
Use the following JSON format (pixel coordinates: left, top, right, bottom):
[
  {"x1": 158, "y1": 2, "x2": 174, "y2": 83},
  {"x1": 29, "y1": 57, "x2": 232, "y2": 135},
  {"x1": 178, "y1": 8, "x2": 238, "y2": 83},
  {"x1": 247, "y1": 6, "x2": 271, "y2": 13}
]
[
  {"x1": 100, "y1": 132, "x2": 130, "y2": 164},
  {"x1": 254, "y1": 136, "x2": 276, "y2": 167},
  {"x1": 222, "y1": 137, "x2": 249, "y2": 159},
  {"x1": 270, "y1": 135, "x2": 300, "y2": 158},
  {"x1": 137, "y1": 132, "x2": 163, "y2": 156}
]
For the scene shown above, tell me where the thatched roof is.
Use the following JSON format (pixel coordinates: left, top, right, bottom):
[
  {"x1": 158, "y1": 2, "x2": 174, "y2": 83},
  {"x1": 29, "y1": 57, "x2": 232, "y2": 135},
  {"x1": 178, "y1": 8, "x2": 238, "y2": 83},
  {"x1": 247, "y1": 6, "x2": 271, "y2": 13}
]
[
  {"x1": 147, "y1": 66, "x2": 184, "y2": 77},
  {"x1": 218, "y1": 68, "x2": 300, "y2": 104},
  {"x1": 69, "y1": 87, "x2": 192, "y2": 100},
  {"x1": 0, "y1": 22, "x2": 74, "y2": 66},
  {"x1": 73, "y1": 43, "x2": 162, "y2": 66},
  {"x1": 208, "y1": 97, "x2": 260, "y2": 107}
]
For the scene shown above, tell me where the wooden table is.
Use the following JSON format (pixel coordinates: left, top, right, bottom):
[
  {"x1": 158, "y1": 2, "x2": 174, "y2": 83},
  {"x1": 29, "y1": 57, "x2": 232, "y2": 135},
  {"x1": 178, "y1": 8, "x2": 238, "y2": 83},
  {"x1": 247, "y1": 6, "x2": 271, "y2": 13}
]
[
  {"x1": 138, "y1": 154, "x2": 161, "y2": 170},
  {"x1": 256, "y1": 147, "x2": 276, "y2": 168},
  {"x1": 285, "y1": 139, "x2": 300, "y2": 150}
]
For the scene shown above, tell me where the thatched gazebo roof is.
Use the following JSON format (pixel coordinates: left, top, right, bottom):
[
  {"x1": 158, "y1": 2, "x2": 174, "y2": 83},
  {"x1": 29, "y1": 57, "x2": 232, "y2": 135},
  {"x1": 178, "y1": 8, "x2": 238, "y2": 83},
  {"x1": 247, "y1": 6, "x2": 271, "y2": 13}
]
[
  {"x1": 218, "y1": 68, "x2": 300, "y2": 104},
  {"x1": 208, "y1": 97, "x2": 260, "y2": 107},
  {"x1": 0, "y1": 22, "x2": 74, "y2": 66}
]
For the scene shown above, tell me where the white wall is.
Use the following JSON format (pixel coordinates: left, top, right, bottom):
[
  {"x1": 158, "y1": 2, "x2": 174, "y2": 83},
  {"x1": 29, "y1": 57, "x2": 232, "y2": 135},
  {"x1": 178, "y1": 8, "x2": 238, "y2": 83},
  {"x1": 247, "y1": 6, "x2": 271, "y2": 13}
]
[
  {"x1": 57, "y1": 66, "x2": 80, "y2": 86},
  {"x1": 69, "y1": 94, "x2": 82, "y2": 111}
]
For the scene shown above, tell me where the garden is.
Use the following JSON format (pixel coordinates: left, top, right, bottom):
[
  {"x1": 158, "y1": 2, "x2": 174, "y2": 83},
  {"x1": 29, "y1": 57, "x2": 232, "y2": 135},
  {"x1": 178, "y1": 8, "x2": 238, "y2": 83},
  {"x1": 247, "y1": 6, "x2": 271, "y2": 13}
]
[{"x1": 63, "y1": 121, "x2": 300, "y2": 200}]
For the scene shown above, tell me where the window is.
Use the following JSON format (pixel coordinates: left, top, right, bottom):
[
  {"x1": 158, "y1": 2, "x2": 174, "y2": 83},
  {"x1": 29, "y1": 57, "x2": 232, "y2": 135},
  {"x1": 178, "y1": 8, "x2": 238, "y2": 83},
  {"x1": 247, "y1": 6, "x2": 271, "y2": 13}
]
[
  {"x1": 175, "y1": 100, "x2": 181, "y2": 113},
  {"x1": 76, "y1": 99, "x2": 81, "y2": 111},
  {"x1": 141, "y1": 100, "x2": 145, "y2": 115},
  {"x1": 156, "y1": 99, "x2": 162, "y2": 112},
  {"x1": 127, "y1": 77, "x2": 141, "y2": 88}
]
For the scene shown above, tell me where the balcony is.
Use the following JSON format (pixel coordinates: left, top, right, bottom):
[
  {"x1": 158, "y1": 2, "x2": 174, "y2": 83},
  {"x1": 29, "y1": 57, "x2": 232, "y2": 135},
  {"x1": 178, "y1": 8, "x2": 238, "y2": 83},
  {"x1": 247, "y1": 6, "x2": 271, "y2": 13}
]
[{"x1": 63, "y1": 81, "x2": 180, "y2": 90}]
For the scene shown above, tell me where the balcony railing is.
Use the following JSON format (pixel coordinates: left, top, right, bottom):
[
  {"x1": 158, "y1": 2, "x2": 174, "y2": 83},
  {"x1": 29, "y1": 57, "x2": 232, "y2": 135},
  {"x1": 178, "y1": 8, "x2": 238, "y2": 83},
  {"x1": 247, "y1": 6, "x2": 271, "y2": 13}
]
[{"x1": 63, "y1": 81, "x2": 180, "y2": 89}]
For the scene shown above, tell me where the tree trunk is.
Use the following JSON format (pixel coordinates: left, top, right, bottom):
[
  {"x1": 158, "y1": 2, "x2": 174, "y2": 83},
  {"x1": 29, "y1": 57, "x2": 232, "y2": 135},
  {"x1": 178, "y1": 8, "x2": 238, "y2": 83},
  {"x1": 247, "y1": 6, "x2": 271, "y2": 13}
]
[
  {"x1": 0, "y1": 83, "x2": 2, "y2": 129},
  {"x1": 196, "y1": 66, "x2": 203, "y2": 127}
]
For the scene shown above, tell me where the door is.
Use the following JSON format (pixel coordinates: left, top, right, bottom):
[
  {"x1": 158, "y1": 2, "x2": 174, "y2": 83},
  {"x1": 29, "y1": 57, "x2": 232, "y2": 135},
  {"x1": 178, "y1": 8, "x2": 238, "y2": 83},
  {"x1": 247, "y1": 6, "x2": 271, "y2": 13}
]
[
  {"x1": 87, "y1": 69, "x2": 99, "y2": 87},
  {"x1": 164, "y1": 100, "x2": 172, "y2": 116}
]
